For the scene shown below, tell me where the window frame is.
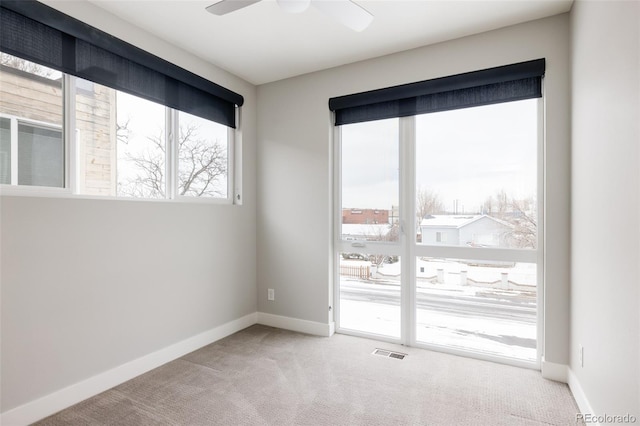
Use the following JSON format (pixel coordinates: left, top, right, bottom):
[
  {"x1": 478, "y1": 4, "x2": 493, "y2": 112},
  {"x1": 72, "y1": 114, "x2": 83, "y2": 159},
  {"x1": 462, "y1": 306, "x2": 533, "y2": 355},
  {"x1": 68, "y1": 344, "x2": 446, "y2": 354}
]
[
  {"x1": 332, "y1": 95, "x2": 545, "y2": 368},
  {"x1": 171, "y1": 110, "x2": 236, "y2": 204}
]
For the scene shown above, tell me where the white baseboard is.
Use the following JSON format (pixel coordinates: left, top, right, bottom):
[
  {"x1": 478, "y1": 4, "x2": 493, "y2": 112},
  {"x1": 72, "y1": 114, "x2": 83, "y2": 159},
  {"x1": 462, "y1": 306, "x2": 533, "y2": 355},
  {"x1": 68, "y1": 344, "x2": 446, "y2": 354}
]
[
  {"x1": 541, "y1": 357, "x2": 568, "y2": 382},
  {"x1": 257, "y1": 312, "x2": 333, "y2": 337},
  {"x1": 0, "y1": 313, "x2": 258, "y2": 426},
  {"x1": 568, "y1": 368, "x2": 599, "y2": 424},
  {"x1": 328, "y1": 321, "x2": 336, "y2": 336}
]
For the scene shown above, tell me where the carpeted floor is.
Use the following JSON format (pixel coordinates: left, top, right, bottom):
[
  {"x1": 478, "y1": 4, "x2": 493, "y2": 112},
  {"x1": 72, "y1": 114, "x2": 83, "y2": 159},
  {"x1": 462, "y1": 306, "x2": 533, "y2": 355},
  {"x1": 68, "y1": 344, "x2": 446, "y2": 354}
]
[{"x1": 35, "y1": 325, "x2": 580, "y2": 425}]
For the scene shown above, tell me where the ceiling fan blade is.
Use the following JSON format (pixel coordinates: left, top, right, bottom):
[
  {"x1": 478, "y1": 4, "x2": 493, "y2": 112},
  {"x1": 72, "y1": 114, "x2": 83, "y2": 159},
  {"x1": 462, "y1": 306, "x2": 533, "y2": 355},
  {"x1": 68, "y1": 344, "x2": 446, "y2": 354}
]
[
  {"x1": 311, "y1": 0, "x2": 373, "y2": 32},
  {"x1": 277, "y1": 0, "x2": 311, "y2": 14},
  {"x1": 206, "y1": 0, "x2": 262, "y2": 16}
]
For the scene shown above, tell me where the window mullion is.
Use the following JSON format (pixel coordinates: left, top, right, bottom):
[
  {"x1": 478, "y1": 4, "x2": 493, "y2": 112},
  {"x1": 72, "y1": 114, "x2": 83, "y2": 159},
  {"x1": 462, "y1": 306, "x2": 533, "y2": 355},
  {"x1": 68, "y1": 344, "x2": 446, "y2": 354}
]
[
  {"x1": 399, "y1": 115, "x2": 416, "y2": 346},
  {"x1": 230, "y1": 108, "x2": 239, "y2": 204},
  {"x1": 65, "y1": 74, "x2": 77, "y2": 193},
  {"x1": 536, "y1": 95, "x2": 545, "y2": 363},
  {"x1": 166, "y1": 108, "x2": 177, "y2": 199},
  {"x1": 10, "y1": 117, "x2": 18, "y2": 185}
]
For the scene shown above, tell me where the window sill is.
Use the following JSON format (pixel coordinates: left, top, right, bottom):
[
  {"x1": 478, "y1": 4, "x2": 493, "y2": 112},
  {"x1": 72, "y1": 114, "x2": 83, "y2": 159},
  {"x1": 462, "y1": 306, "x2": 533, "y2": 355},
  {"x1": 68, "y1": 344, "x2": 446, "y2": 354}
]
[{"x1": 0, "y1": 185, "x2": 235, "y2": 205}]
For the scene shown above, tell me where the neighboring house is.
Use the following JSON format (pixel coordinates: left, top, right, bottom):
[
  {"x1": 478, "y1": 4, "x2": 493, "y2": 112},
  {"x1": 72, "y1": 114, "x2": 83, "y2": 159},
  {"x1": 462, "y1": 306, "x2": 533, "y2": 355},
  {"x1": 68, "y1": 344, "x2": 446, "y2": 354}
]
[
  {"x1": 75, "y1": 78, "x2": 117, "y2": 196},
  {"x1": 0, "y1": 65, "x2": 64, "y2": 187},
  {"x1": 0, "y1": 64, "x2": 116, "y2": 195},
  {"x1": 342, "y1": 208, "x2": 389, "y2": 224},
  {"x1": 420, "y1": 214, "x2": 513, "y2": 247}
]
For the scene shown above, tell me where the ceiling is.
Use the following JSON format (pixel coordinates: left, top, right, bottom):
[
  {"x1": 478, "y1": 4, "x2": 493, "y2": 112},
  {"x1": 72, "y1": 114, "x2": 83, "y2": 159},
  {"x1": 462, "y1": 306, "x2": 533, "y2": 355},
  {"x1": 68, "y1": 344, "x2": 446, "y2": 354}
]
[{"x1": 84, "y1": 0, "x2": 572, "y2": 85}]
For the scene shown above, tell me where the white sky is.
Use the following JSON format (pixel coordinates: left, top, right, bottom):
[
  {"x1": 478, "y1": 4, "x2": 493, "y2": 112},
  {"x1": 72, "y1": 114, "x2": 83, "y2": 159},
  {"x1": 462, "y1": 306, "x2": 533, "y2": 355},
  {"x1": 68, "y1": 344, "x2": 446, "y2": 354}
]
[{"x1": 341, "y1": 99, "x2": 538, "y2": 213}]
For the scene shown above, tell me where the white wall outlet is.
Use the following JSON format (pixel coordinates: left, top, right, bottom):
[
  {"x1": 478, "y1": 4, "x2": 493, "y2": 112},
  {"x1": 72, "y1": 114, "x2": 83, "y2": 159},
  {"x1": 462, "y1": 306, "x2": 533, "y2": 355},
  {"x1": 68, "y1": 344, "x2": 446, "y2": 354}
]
[
  {"x1": 268, "y1": 288, "x2": 275, "y2": 301},
  {"x1": 579, "y1": 345, "x2": 584, "y2": 367}
]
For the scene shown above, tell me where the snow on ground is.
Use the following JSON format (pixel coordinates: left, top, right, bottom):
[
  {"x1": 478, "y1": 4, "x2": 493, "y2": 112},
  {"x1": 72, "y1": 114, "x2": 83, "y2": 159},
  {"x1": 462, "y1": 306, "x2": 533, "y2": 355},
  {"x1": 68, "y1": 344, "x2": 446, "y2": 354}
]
[
  {"x1": 338, "y1": 258, "x2": 537, "y2": 361},
  {"x1": 415, "y1": 309, "x2": 536, "y2": 360},
  {"x1": 340, "y1": 299, "x2": 401, "y2": 338},
  {"x1": 340, "y1": 297, "x2": 536, "y2": 361},
  {"x1": 339, "y1": 299, "x2": 536, "y2": 361}
]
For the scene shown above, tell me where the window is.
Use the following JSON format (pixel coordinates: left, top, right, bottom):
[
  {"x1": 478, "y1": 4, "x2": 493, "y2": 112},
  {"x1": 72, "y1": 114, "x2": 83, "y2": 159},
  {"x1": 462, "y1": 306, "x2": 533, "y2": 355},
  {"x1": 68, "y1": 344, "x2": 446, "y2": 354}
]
[
  {"x1": 331, "y1": 59, "x2": 544, "y2": 364},
  {"x1": 176, "y1": 111, "x2": 229, "y2": 199},
  {"x1": 113, "y1": 91, "x2": 166, "y2": 199},
  {"x1": 17, "y1": 123, "x2": 64, "y2": 187},
  {"x1": 416, "y1": 100, "x2": 537, "y2": 249},
  {"x1": 340, "y1": 118, "x2": 399, "y2": 243},
  {"x1": 72, "y1": 77, "x2": 232, "y2": 200},
  {"x1": 0, "y1": 1, "x2": 243, "y2": 201},
  {"x1": 1, "y1": 54, "x2": 234, "y2": 200},
  {"x1": 0, "y1": 56, "x2": 64, "y2": 188},
  {"x1": 0, "y1": 120, "x2": 64, "y2": 188}
]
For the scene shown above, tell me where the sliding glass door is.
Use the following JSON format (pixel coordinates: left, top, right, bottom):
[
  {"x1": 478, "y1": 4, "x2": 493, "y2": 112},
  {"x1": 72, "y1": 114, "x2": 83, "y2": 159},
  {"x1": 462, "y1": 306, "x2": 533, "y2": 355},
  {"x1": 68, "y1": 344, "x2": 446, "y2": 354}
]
[{"x1": 334, "y1": 98, "x2": 542, "y2": 364}]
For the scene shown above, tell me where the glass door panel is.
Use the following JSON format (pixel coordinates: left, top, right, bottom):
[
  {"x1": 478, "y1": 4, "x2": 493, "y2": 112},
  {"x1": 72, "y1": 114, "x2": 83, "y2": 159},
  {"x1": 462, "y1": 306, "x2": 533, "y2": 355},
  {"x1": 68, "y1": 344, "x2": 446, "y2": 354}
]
[
  {"x1": 415, "y1": 100, "x2": 538, "y2": 249},
  {"x1": 339, "y1": 253, "x2": 401, "y2": 339},
  {"x1": 340, "y1": 118, "x2": 399, "y2": 241},
  {"x1": 337, "y1": 118, "x2": 401, "y2": 339},
  {"x1": 414, "y1": 99, "x2": 539, "y2": 362},
  {"x1": 415, "y1": 257, "x2": 537, "y2": 361}
]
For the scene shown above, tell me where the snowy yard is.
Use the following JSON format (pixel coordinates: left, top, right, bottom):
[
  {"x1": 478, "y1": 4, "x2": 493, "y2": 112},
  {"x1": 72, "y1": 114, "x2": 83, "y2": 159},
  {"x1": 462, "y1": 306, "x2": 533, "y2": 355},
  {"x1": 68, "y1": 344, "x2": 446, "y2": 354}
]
[{"x1": 338, "y1": 258, "x2": 537, "y2": 361}]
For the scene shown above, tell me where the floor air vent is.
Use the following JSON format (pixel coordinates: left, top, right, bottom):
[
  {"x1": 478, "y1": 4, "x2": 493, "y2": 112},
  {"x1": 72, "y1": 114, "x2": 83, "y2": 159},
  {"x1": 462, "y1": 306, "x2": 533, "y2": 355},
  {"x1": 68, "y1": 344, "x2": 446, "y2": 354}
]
[{"x1": 372, "y1": 348, "x2": 406, "y2": 360}]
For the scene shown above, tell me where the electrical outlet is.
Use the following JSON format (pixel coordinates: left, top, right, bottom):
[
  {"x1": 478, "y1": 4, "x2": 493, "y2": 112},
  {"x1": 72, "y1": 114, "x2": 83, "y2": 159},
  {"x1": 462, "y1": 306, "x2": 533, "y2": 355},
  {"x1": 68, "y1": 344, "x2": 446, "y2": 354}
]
[
  {"x1": 579, "y1": 345, "x2": 584, "y2": 367},
  {"x1": 268, "y1": 288, "x2": 275, "y2": 301}
]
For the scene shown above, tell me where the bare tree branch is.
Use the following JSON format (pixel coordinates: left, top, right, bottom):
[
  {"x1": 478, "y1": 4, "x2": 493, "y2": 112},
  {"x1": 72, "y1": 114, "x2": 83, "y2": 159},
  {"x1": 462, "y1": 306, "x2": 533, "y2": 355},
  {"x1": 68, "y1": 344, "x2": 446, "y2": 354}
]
[
  {"x1": 484, "y1": 189, "x2": 537, "y2": 249},
  {"x1": 416, "y1": 187, "x2": 444, "y2": 222},
  {"x1": 117, "y1": 120, "x2": 227, "y2": 199},
  {"x1": 116, "y1": 118, "x2": 131, "y2": 145},
  {"x1": 0, "y1": 53, "x2": 56, "y2": 78}
]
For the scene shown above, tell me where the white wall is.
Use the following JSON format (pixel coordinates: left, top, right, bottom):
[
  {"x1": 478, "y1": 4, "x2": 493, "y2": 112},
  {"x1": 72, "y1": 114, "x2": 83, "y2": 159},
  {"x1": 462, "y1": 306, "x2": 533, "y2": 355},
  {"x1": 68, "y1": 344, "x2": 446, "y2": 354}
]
[
  {"x1": 0, "y1": 0, "x2": 257, "y2": 415},
  {"x1": 570, "y1": 0, "x2": 640, "y2": 417},
  {"x1": 257, "y1": 14, "x2": 571, "y2": 366}
]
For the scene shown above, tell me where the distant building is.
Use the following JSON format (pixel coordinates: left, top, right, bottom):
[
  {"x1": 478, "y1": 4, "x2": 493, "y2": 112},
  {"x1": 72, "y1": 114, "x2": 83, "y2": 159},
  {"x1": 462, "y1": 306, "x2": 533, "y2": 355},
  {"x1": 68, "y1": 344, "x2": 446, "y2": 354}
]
[
  {"x1": 342, "y1": 208, "x2": 389, "y2": 224},
  {"x1": 419, "y1": 215, "x2": 512, "y2": 247},
  {"x1": 390, "y1": 205, "x2": 399, "y2": 224}
]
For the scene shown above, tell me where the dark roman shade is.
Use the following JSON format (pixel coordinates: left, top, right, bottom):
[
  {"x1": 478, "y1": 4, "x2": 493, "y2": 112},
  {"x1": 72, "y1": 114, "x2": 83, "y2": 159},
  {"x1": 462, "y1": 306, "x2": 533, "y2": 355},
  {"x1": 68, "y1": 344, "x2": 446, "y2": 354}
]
[
  {"x1": 0, "y1": 0, "x2": 244, "y2": 128},
  {"x1": 329, "y1": 59, "x2": 545, "y2": 126}
]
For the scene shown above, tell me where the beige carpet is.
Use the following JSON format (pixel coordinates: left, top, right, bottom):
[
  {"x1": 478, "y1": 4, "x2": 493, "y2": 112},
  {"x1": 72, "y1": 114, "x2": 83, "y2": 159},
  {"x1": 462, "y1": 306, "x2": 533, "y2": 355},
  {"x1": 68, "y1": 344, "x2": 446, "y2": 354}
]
[{"x1": 35, "y1": 325, "x2": 579, "y2": 425}]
